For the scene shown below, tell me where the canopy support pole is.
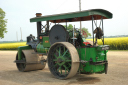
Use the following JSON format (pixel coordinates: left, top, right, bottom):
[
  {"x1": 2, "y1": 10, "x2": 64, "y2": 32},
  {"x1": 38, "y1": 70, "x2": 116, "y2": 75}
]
[
  {"x1": 92, "y1": 16, "x2": 94, "y2": 46},
  {"x1": 66, "y1": 20, "x2": 67, "y2": 30},
  {"x1": 47, "y1": 21, "x2": 49, "y2": 31},
  {"x1": 101, "y1": 16, "x2": 104, "y2": 45}
]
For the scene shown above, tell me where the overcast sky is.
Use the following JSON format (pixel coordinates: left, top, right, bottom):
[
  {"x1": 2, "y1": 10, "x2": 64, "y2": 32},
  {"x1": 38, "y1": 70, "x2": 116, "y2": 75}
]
[{"x1": 0, "y1": 0, "x2": 128, "y2": 41}]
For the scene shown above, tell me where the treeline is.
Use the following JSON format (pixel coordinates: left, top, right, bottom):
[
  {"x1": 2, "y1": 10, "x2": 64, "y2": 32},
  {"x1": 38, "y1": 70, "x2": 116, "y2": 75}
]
[
  {"x1": 0, "y1": 41, "x2": 26, "y2": 43},
  {"x1": 87, "y1": 35, "x2": 128, "y2": 39}
]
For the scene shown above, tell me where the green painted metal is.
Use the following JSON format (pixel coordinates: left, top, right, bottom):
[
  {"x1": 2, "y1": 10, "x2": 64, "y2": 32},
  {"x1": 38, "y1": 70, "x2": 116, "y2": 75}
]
[
  {"x1": 42, "y1": 36, "x2": 51, "y2": 48},
  {"x1": 36, "y1": 36, "x2": 50, "y2": 53},
  {"x1": 36, "y1": 43, "x2": 49, "y2": 53},
  {"x1": 77, "y1": 45, "x2": 108, "y2": 73},
  {"x1": 18, "y1": 46, "x2": 32, "y2": 60},
  {"x1": 30, "y1": 9, "x2": 112, "y2": 22},
  {"x1": 97, "y1": 45, "x2": 109, "y2": 51}
]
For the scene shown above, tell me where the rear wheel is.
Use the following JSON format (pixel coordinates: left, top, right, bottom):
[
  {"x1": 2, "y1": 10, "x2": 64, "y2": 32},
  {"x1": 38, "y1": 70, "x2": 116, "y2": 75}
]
[{"x1": 48, "y1": 42, "x2": 79, "y2": 79}]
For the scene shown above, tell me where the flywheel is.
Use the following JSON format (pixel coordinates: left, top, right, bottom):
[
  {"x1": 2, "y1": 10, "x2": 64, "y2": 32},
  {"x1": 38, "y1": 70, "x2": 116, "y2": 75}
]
[
  {"x1": 49, "y1": 25, "x2": 68, "y2": 45},
  {"x1": 48, "y1": 42, "x2": 80, "y2": 79}
]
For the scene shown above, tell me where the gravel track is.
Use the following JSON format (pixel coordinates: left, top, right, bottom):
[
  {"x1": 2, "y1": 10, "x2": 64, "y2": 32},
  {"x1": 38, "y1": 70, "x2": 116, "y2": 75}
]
[{"x1": 0, "y1": 51, "x2": 128, "y2": 85}]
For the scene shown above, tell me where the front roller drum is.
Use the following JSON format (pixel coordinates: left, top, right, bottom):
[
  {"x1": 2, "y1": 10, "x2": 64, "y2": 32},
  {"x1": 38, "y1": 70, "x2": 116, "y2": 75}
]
[
  {"x1": 16, "y1": 50, "x2": 46, "y2": 72},
  {"x1": 48, "y1": 42, "x2": 80, "y2": 79}
]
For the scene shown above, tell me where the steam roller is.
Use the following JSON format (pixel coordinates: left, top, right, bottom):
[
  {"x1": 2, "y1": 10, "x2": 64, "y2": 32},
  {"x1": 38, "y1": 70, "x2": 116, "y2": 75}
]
[{"x1": 14, "y1": 9, "x2": 113, "y2": 79}]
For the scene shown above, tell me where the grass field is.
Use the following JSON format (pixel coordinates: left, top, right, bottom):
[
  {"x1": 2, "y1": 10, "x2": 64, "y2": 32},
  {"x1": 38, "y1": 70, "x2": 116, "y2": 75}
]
[
  {"x1": 87, "y1": 37, "x2": 128, "y2": 50},
  {"x1": 0, "y1": 37, "x2": 128, "y2": 50},
  {"x1": 0, "y1": 42, "x2": 26, "y2": 50}
]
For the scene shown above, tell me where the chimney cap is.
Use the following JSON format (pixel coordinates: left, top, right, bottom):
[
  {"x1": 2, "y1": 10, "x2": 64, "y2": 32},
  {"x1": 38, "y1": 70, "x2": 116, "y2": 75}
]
[{"x1": 36, "y1": 13, "x2": 42, "y2": 17}]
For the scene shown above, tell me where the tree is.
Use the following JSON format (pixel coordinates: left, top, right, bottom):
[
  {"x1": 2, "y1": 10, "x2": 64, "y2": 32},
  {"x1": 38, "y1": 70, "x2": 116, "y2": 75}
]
[
  {"x1": 81, "y1": 27, "x2": 91, "y2": 37},
  {"x1": 63, "y1": 24, "x2": 91, "y2": 37},
  {"x1": 63, "y1": 24, "x2": 73, "y2": 30},
  {"x1": 0, "y1": 8, "x2": 7, "y2": 39}
]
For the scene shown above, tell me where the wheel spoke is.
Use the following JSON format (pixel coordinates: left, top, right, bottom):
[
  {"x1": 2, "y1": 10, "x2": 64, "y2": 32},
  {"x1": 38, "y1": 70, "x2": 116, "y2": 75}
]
[
  {"x1": 53, "y1": 59, "x2": 57, "y2": 61},
  {"x1": 65, "y1": 60, "x2": 71, "y2": 62},
  {"x1": 54, "y1": 54, "x2": 57, "y2": 58},
  {"x1": 60, "y1": 67, "x2": 62, "y2": 74},
  {"x1": 57, "y1": 66, "x2": 61, "y2": 72},
  {"x1": 56, "y1": 49, "x2": 59, "y2": 53},
  {"x1": 68, "y1": 63, "x2": 71, "y2": 68},
  {"x1": 56, "y1": 47, "x2": 61, "y2": 56},
  {"x1": 63, "y1": 65, "x2": 69, "y2": 74},
  {"x1": 65, "y1": 53, "x2": 70, "y2": 58},
  {"x1": 64, "y1": 47, "x2": 65, "y2": 52},
  {"x1": 54, "y1": 63, "x2": 58, "y2": 67},
  {"x1": 65, "y1": 68, "x2": 67, "y2": 74},
  {"x1": 62, "y1": 49, "x2": 68, "y2": 57},
  {"x1": 59, "y1": 47, "x2": 61, "y2": 56}
]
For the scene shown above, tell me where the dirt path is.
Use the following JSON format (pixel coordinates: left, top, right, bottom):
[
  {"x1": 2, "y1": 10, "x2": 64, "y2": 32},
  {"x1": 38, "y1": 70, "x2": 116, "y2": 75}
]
[{"x1": 0, "y1": 51, "x2": 128, "y2": 85}]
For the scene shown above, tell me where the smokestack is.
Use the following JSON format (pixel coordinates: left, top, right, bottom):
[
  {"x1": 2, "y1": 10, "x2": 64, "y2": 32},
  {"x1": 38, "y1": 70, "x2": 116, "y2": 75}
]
[
  {"x1": 36, "y1": 13, "x2": 42, "y2": 40},
  {"x1": 36, "y1": 13, "x2": 42, "y2": 17}
]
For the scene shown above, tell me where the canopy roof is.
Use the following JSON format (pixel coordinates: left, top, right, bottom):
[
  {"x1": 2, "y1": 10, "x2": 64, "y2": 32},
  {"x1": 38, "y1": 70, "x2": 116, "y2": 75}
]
[{"x1": 30, "y1": 9, "x2": 113, "y2": 23}]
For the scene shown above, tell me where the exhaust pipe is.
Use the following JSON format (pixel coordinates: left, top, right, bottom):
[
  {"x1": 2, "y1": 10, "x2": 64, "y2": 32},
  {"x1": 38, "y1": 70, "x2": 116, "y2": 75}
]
[{"x1": 36, "y1": 13, "x2": 42, "y2": 40}]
